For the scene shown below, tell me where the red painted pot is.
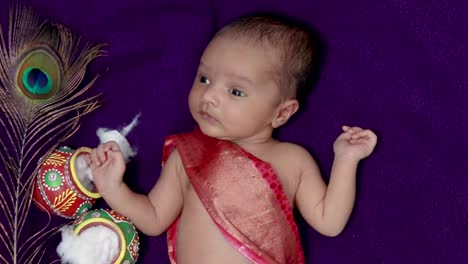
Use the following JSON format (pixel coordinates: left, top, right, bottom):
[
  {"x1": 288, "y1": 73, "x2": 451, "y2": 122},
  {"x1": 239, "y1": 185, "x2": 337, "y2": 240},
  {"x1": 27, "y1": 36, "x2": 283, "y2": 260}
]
[{"x1": 33, "y1": 146, "x2": 101, "y2": 219}]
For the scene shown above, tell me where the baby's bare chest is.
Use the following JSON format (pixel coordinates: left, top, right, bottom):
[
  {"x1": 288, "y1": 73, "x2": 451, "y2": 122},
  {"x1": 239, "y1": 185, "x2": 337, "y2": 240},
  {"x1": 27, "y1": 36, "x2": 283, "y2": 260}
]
[{"x1": 175, "y1": 186, "x2": 252, "y2": 263}]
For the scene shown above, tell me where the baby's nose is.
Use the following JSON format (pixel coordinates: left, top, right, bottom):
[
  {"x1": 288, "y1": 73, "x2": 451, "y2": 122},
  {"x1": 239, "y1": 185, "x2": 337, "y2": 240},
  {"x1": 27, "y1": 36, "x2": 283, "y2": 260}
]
[{"x1": 201, "y1": 86, "x2": 220, "y2": 105}]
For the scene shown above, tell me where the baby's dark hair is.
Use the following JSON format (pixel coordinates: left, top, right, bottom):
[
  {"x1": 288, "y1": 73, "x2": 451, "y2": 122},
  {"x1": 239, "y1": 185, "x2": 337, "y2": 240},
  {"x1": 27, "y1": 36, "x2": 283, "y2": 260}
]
[{"x1": 216, "y1": 13, "x2": 318, "y2": 100}]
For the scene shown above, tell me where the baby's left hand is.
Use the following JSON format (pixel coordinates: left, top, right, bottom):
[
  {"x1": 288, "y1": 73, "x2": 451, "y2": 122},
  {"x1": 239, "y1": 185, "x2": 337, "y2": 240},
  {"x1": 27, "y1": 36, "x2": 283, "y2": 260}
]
[{"x1": 333, "y1": 126, "x2": 378, "y2": 161}]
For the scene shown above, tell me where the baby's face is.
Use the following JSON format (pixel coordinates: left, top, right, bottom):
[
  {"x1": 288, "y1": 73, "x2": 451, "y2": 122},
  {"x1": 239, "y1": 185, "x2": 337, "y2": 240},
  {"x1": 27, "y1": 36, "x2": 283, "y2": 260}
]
[{"x1": 188, "y1": 33, "x2": 284, "y2": 142}]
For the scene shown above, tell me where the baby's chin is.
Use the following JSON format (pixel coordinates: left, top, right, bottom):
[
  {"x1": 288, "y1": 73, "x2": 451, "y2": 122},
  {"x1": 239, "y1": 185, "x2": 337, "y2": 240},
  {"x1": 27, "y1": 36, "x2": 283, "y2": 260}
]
[{"x1": 197, "y1": 122, "x2": 226, "y2": 139}]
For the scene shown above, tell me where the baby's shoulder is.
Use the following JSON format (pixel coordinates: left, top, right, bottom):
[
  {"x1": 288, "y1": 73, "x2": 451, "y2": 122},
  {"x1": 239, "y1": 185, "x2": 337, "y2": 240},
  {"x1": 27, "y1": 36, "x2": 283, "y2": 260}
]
[
  {"x1": 163, "y1": 148, "x2": 184, "y2": 174},
  {"x1": 269, "y1": 141, "x2": 315, "y2": 165},
  {"x1": 265, "y1": 142, "x2": 315, "y2": 198}
]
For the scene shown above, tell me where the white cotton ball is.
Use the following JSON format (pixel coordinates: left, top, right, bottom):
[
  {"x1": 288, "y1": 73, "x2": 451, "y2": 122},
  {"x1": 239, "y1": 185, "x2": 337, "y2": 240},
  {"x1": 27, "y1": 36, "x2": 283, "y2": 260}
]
[
  {"x1": 75, "y1": 155, "x2": 94, "y2": 189},
  {"x1": 96, "y1": 114, "x2": 140, "y2": 162},
  {"x1": 97, "y1": 129, "x2": 136, "y2": 162},
  {"x1": 57, "y1": 225, "x2": 119, "y2": 264}
]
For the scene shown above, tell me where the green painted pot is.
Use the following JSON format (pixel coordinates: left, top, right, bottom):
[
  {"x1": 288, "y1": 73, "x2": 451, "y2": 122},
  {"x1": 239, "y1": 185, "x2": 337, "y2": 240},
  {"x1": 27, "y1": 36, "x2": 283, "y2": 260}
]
[{"x1": 72, "y1": 209, "x2": 140, "y2": 264}]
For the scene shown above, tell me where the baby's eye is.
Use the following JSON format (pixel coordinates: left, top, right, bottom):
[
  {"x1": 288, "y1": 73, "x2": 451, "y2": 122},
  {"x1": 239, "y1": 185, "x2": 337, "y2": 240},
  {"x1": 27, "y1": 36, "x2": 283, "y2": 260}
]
[
  {"x1": 199, "y1": 75, "x2": 210, "y2": 84},
  {"x1": 229, "y1": 88, "x2": 247, "y2": 97}
]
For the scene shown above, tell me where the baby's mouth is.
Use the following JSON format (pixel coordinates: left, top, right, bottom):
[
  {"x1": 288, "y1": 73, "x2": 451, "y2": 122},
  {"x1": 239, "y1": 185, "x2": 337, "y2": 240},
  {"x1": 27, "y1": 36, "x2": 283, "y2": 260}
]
[{"x1": 199, "y1": 111, "x2": 219, "y2": 124}]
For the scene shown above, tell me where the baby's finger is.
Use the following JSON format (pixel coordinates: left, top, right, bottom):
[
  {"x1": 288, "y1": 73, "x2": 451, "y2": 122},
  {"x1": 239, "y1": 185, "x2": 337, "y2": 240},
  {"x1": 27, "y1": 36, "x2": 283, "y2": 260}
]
[
  {"x1": 358, "y1": 129, "x2": 377, "y2": 141},
  {"x1": 96, "y1": 145, "x2": 107, "y2": 163},
  {"x1": 337, "y1": 131, "x2": 352, "y2": 140},
  {"x1": 89, "y1": 150, "x2": 101, "y2": 166},
  {"x1": 108, "y1": 141, "x2": 121, "y2": 151},
  {"x1": 101, "y1": 141, "x2": 121, "y2": 152},
  {"x1": 88, "y1": 161, "x2": 97, "y2": 171},
  {"x1": 351, "y1": 129, "x2": 370, "y2": 139},
  {"x1": 344, "y1": 126, "x2": 359, "y2": 136},
  {"x1": 107, "y1": 150, "x2": 126, "y2": 164},
  {"x1": 342, "y1": 125, "x2": 351, "y2": 131},
  {"x1": 344, "y1": 126, "x2": 360, "y2": 135},
  {"x1": 82, "y1": 154, "x2": 91, "y2": 165},
  {"x1": 349, "y1": 126, "x2": 364, "y2": 133}
]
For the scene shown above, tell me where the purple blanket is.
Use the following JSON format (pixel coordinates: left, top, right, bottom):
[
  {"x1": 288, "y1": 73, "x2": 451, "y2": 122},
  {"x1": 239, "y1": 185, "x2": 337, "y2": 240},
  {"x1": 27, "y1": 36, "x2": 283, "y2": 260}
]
[{"x1": 1, "y1": 0, "x2": 466, "y2": 263}]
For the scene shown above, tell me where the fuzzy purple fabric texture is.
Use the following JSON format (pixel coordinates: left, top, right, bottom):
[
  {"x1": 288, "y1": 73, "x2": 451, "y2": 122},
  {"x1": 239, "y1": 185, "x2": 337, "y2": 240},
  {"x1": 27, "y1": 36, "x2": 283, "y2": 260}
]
[{"x1": 1, "y1": 0, "x2": 466, "y2": 263}]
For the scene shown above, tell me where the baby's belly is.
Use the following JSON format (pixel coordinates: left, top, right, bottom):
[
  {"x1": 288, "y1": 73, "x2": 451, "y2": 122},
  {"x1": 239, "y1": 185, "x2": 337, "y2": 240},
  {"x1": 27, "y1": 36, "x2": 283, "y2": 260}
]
[{"x1": 175, "y1": 189, "x2": 251, "y2": 264}]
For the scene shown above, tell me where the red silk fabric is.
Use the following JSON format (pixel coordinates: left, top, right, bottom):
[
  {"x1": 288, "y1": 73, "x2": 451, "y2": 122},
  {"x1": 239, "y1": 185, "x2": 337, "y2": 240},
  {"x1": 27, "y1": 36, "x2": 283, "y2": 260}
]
[{"x1": 163, "y1": 128, "x2": 304, "y2": 263}]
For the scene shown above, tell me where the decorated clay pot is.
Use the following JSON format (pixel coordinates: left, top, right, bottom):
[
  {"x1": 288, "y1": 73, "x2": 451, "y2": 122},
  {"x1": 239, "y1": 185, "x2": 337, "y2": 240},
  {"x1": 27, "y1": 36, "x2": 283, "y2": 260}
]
[
  {"x1": 33, "y1": 146, "x2": 101, "y2": 219},
  {"x1": 73, "y1": 209, "x2": 140, "y2": 264}
]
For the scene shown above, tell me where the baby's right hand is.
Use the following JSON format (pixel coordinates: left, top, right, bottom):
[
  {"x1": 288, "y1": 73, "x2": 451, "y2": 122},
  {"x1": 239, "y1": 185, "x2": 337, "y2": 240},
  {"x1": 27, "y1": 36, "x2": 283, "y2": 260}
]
[{"x1": 85, "y1": 141, "x2": 126, "y2": 196}]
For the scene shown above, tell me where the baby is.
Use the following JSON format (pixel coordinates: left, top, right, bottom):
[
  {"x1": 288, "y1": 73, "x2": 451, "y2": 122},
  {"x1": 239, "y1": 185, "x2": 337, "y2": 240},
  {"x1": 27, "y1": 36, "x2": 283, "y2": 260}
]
[{"x1": 86, "y1": 14, "x2": 377, "y2": 264}]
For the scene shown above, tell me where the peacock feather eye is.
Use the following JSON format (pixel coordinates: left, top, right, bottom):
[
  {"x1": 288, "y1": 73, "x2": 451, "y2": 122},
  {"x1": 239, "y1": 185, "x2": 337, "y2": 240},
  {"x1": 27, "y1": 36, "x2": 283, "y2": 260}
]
[{"x1": 16, "y1": 47, "x2": 62, "y2": 100}]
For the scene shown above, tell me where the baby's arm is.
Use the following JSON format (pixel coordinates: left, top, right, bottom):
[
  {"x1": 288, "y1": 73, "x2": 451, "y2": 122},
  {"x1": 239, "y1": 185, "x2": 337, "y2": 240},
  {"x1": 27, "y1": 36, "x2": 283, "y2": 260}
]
[
  {"x1": 294, "y1": 148, "x2": 357, "y2": 237},
  {"x1": 294, "y1": 126, "x2": 377, "y2": 237},
  {"x1": 89, "y1": 142, "x2": 183, "y2": 236}
]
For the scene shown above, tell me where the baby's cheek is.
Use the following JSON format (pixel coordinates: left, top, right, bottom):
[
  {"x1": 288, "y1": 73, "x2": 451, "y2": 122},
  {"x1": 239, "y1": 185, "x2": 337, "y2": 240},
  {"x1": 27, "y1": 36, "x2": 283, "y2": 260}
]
[
  {"x1": 190, "y1": 85, "x2": 205, "y2": 101},
  {"x1": 188, "y1": 92, "x2": 197, "y2": 108},
  {"x1": 226, "y1": 108, "x2": 245, "y2": 123}
]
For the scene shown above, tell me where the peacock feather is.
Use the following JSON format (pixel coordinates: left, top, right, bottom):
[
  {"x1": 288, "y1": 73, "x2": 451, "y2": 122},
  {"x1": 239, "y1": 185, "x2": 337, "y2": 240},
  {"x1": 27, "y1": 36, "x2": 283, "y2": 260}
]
[{"x1": 0, "y1": 6, "x2": 105, "y2": 264}]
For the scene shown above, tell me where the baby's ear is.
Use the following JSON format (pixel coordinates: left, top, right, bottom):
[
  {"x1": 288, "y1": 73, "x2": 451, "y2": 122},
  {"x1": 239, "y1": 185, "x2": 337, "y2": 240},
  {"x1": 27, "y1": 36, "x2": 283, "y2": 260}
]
[{"x1": 272, "y1": 99, "x2": 299, "y2": 128}]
